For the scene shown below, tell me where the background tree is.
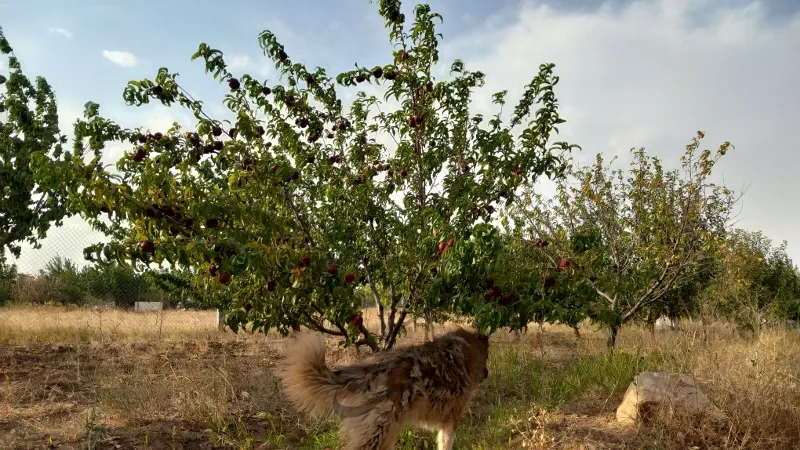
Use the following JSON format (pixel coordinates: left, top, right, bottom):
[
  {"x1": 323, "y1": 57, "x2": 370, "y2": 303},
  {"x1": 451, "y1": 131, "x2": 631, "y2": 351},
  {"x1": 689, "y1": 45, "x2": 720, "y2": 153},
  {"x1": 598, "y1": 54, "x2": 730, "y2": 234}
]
[
  {"x1": 702, "y1": 229, "x2": 800, "y2": 334},
  {"x1": 511, "y1": 132, "x2": 737, "y2": 348},
  {"x1": 67, "y1": 0, "x2": 579, "y2": 350},
  {"x1": 0, "y1": 27, "x2": 80, "y2": 259},
  {"x1": 0, "y1": 253, "x2": 16, "y2": 304}
]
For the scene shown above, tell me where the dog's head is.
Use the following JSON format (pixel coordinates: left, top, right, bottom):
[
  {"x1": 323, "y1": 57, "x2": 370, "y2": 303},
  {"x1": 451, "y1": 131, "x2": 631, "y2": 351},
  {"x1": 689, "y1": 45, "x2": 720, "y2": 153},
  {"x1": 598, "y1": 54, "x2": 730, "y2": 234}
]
[{"x1": 446, "y1": 328, "x2": 491, "y2": 384}]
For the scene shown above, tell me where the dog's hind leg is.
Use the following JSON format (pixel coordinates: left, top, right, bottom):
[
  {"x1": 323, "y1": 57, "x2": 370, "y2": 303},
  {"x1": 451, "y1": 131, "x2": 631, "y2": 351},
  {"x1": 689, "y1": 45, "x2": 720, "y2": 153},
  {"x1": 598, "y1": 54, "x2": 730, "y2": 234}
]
[
  {"x1": 343, "y1": 412, "x2": 402, "y2": 450},
  {"x1": 436, "y1": 425, "x2": 456, "y2": 450}
]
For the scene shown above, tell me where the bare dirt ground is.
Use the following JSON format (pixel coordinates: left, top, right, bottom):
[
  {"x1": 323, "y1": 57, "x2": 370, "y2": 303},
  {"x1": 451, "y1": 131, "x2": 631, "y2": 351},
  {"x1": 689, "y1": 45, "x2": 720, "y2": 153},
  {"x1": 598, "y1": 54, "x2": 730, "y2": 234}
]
[{"x1": 1, "y1": 306, "x2": 799, "y2": 449}]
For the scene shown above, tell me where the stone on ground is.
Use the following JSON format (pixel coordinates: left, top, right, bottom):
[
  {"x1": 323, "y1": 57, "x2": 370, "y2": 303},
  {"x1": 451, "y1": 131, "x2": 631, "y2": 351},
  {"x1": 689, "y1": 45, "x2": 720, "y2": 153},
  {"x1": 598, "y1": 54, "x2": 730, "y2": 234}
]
[{"x1": 615, "y1": 371, "x2": 725, "y2": 426}]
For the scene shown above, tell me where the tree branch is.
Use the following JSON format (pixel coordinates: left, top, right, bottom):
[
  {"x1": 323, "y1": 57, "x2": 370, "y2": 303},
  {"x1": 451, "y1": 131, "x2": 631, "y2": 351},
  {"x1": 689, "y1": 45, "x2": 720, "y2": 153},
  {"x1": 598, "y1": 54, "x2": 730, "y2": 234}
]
[
  {"x1": 387, "y1": 282, "x2": 398, "y2": 336},
  {"x1": 593, "y1": 286, "x2": 616, "y2": 306},
  {"x1": 283, "y1": 187, "x2": 316, "y2": 247},
  {"x1": 363, "y1": 258, "x2": 387, "y2": 340},
  {"x1": 385, "y1": 307, "x2": 408, "y2": 350},
  {"x1": 302, "y1": 312, "x2": 345, "y2": 336}
]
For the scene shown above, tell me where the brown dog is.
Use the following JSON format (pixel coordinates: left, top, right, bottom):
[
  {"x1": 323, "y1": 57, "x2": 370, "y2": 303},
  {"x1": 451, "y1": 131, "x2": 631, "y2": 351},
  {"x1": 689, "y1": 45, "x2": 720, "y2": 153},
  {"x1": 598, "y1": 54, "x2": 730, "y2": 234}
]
[{"x1": 277, "y1": 327, "x2": 491, "y2": 449}]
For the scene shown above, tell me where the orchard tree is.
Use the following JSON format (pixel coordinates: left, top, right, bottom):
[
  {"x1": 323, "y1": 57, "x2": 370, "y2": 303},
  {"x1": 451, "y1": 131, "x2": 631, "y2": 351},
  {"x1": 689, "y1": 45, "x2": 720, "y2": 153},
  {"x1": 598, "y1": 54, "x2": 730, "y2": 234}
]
[
  {"x1": 512, "y1": 132, "x2": 737, "y2": 348},
  {"x1": 704, "y1": 229, "x2": 800, "y2": 332},
  {"x1": 69, "y1": 0, "x2": 579, "y2": 350},
  {"x1": 0, "y1": 27, "x2": 80, "y2": 258}
]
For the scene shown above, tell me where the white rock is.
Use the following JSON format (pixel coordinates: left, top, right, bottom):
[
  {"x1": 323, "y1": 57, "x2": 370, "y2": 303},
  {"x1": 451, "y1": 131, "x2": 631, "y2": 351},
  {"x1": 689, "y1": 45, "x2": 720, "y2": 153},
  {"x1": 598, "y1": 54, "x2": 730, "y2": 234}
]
[{"x1": 615, "y1": 372, "x2": 725, "y2": 426}]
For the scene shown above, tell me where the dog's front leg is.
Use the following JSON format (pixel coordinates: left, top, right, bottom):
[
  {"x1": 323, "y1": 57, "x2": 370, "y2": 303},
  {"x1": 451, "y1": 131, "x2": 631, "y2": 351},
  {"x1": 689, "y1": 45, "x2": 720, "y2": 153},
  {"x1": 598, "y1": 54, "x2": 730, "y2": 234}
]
[{"x1": 436, "y1": 426, "x2": 455, "y2": 450}]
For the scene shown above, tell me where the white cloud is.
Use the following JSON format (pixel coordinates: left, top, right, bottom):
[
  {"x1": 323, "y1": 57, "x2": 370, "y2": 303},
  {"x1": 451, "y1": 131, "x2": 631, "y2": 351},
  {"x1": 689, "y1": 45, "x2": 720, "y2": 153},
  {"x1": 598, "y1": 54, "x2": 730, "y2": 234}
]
[
  {"x1": 102, "y1": 50, "x2": 141, "y2": 68},
  {"x1": 440, "y1": 0, "x2": 800, "y2": 261},
  {"x1": 227, "y1": 54, "x2": 252, "y2": 71},
  {"x1": 223, "y1": 53, "x2": 274, "y2": 78},
  {"x1": 47, "y1": 27, "x2": 73, "y2": 38}
]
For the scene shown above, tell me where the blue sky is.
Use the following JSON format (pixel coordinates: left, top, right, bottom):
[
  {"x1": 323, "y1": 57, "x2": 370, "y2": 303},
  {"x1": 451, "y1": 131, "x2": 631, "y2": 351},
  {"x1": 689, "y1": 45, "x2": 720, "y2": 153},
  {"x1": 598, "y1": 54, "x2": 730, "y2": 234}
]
[{"x1": 2, "y1": 0, "x2": 800, "y2": 272}]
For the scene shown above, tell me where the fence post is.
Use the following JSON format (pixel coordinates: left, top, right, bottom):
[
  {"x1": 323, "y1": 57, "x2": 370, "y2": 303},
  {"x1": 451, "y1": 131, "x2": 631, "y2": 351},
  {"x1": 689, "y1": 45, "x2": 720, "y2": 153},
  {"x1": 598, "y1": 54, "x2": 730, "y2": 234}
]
[{"x1": 216, "y1": 309, "x2": 225, "y2": 331}]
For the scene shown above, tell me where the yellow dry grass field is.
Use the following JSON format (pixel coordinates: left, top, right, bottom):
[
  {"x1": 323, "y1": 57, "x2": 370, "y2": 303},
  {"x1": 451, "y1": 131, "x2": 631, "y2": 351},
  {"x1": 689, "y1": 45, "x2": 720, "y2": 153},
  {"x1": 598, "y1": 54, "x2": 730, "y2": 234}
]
[{"x1": 1, "y1": 305, "x2": 799, "y2": 449}]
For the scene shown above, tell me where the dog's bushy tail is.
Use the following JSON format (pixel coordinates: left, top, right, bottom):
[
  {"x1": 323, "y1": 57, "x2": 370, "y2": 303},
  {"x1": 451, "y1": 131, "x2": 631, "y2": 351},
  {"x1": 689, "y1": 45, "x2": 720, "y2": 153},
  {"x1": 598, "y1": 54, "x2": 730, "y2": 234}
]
[{"x1": 277, "y1": 331, "x2": 342, "y2": 419}]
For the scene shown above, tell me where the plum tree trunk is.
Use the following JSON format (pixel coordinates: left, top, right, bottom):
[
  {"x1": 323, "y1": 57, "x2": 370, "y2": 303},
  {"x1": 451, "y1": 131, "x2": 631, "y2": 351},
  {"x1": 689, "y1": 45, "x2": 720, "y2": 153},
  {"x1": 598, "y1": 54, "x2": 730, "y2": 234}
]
[
  {"x1": 607, "y1": 325, "x2": 619, "y2": 350},
  {"x1": 424, "y1": 311, "x2": 435, "y2": 342}
]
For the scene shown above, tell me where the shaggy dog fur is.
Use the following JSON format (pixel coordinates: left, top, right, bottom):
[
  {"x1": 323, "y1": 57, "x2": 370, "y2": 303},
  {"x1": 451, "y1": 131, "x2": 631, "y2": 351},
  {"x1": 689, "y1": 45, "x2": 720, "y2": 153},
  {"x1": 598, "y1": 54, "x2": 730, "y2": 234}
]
[{"x1": 277, "y1": 327, "x2": 491, "y2": 450}]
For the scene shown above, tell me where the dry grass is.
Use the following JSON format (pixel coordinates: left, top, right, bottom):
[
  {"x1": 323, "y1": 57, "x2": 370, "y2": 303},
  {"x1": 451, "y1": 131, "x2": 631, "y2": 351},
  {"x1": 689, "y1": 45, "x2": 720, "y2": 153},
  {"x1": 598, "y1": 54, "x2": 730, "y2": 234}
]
[
  {"x1": 1, "y1": 305, "x2": 799, "y2": 449},
  {"x1": 0, "y1": 304, "x2": 221, "y2": 343}
]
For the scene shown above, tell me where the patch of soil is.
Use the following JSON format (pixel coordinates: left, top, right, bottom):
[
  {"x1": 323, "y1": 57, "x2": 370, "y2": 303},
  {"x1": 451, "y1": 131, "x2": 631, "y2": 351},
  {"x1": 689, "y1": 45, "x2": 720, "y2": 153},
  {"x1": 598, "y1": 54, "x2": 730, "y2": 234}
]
[{"x1": 0, "y1": 339, "x2": 286, "y2": 449}]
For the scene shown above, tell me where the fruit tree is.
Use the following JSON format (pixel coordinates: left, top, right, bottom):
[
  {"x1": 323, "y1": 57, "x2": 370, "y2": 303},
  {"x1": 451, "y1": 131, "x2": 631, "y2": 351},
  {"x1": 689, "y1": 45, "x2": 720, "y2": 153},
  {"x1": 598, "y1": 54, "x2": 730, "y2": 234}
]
[
  {"x1": 1, "y1": 27, "x2": 78, "y2": 258},
  {"x1": 511, "y1": 133, "x2": 737, "y2": 348},
  {"x1": 69, "y1": 0, "x2": 580, "y2": 350}
]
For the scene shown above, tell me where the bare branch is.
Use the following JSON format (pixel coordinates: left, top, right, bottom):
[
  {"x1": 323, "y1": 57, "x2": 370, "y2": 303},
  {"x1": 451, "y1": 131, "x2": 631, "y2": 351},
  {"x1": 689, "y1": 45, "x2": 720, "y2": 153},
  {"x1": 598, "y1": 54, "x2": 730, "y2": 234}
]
[
  {"x1": 363, "y1": 258, "x2": 387, "y2": 340},
  {"x1": 283, "y1": 187, "x2": 316, "y2": 247}
]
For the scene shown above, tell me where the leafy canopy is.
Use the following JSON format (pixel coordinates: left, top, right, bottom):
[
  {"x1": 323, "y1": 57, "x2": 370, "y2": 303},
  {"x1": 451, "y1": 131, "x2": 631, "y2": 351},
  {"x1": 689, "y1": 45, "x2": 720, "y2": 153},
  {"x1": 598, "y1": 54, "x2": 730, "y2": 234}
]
[
  {"x1": 511, "y1": 132, "x2": 737, "y2": 346},
  {"x1": 0, "y1": 26, "x2": 77, "y2": 258},
  {"x1": 69, "y1": 0, "x2": 579, "y2": 349}
]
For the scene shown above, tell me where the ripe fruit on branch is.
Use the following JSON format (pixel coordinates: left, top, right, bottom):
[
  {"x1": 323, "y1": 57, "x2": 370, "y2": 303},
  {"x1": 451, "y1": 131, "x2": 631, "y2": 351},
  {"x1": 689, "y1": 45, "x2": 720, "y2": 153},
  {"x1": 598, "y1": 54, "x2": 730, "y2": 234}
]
[
  {"x1": 498, "y1": 294, "x2": 510, "y2": 306},
  {"x1": 278, "y1": 50, "x2": 288, "y2": 61},
  {"x1": 400, "y1": 170, "x2": 408, "y2": 178},
  {"x1": 137, "y1": 134, "x2": 147, "y2": 144},
  {"x1": 438, "y1": 242, "x2": 447, "y2": 253},
  {"x1": 355, "y1": 74, "x2": 366, "y2": 83},
  {"x1": 284, "y1": 95, "x2": 295, "y2": 106},
  {"x1": 408, "y1": 116, "x2": 418, "y2": 128},
  {"x1": 372, "y1": 66, "x2": 383, "y2": 78},
  {"x1": 261, "y1": 86, "x2": 271, "y2": 95},
  {"x1": 219, "y1": 272, "x2": 231, "y2": 284},
  {"x1": 384, "y1": 70, "x2": 397, "y2": 81},
  {"x1": 491, "y1": 285, "x2": 501, "y2": 297},
  {"x1": 344, "y1": 273, "x2": 356, "y2": 284},
  {"x1": 447, "y1": 239, "x2": 455, "y2": 248},
  {"x1": 512, "y1": 168, "x2": 522, "y2": 176},
  {"x1": 558, "y1": 258, "x2": 571, "y2": 270},
  {"x1": 209, "y1": 265, "x2": 218, "y2": 277},
  {"x1": 350, "y1": 314, "x2": 363, "y2": 327},
  {"x1": 486, "y1": 276, "x2": 495, "y2": 286},
  {"x1": 133, "y1": 149, "x2": 146, "y2": 162},
  {"x1": 140, "y1": 240, "x2": 155, "y2": 254},
  {"x1": 484, "y1": 291, "x2": 493, "y2": 301},
  {"x1": 153, "y1": 132, "x2": 163, "y2": 141},
  {"x1": 228, "y1": 78, "x2": 240, "y2": 90},
  {"x1": 229, "y1": 127, "x2": 237, "y2": 138},
  {"x1": 305, "y1": 75, "x2": 315, "y2": 85},
  {"x1": 186, "y1": 132, "x2": 200, "y2": 146},
  {"x1": 299, "y1": 255, "x2": 311, "y2": 267},
  {"x1": 328, "y1": 264, "x2": 338, "y2": 275}
]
